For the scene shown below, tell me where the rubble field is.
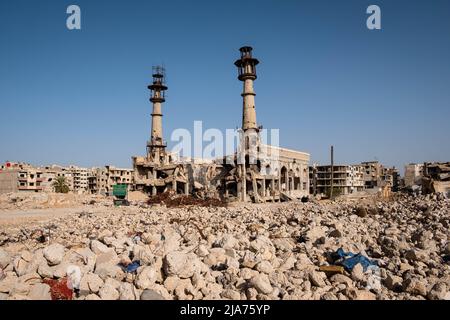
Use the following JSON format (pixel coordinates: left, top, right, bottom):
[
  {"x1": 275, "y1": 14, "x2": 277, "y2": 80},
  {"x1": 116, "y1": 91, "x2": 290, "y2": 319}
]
[{"x1": 0, "y1": 193, "x2": 449, "y2": 300}]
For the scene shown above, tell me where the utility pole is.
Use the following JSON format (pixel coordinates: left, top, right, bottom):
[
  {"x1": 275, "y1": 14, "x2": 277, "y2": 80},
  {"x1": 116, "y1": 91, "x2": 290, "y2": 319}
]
[{"x1": 330, "y1": 145, "x2": 334, "y2": 199}]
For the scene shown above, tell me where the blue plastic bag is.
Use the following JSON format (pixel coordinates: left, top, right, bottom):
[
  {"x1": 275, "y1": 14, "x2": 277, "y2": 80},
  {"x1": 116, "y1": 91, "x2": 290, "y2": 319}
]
[{"x1": 333, "y1": 248, "x2": 377, "y2": 272}]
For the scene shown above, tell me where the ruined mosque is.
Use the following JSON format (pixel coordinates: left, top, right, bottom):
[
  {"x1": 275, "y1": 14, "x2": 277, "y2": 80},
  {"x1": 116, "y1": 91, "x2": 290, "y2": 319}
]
[{"x1": 132, "y1": 46, "x2": 310, "y2": 203}]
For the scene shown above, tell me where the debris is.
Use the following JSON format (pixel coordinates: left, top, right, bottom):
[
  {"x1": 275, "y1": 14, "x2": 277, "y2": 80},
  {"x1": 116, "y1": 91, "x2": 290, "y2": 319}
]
[
  {"x1": 331, "y1": 248, "x2": 378, "y2": 272},
  {"x1": 66, "y1": 265, "x2": 82, "y2": 290},
  {"x1": 124, "y1": 261, "x2": 140, "y2": 273},
  {"x1": 43, "y1": 278, "x2": 73, "y2": 300},
  {"x1": 319, "y1": 265, "x2": 345, "y2": 276},
  {"x1": 147, "y1": 191, "x2": 227, "y2": 208}
]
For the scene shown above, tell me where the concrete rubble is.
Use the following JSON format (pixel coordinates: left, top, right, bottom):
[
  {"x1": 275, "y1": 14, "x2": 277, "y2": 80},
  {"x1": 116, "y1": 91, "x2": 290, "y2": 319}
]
[{"x1": 0, "y1": 193, "x2": 448, "y2": 300}]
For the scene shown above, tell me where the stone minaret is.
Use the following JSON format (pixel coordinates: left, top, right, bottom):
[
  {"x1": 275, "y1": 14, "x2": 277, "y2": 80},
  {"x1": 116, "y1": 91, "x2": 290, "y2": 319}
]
[
  {"x1": 234, "y1": 46, "x2": 260, "y2": 201},
  {"x1": 147, "y1": 66, "x2": 168, "y2": 163},
  {"x1": 234, "y1": 46, "x2": 259, "y2": 132}
]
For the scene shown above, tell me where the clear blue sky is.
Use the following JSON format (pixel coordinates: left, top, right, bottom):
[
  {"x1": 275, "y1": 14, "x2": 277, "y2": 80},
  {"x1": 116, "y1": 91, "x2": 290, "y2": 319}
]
[{"x1": 1, "y1": 0, "x2": 449, "y2": 173}]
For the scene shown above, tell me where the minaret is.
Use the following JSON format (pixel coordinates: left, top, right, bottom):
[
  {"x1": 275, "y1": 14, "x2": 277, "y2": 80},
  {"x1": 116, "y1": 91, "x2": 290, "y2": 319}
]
[
  {"x1": 147, "y1": 66, "x2": 168, "y2": 163},
  {"x1": 234, "y1": 46, "x2": 260, "y2": 201},
  {"x1": 234, "y1": 46, "x2": 259, "y2": 132}
]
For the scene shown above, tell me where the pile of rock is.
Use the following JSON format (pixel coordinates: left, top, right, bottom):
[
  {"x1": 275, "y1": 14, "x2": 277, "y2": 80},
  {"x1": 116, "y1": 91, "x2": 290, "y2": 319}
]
[
  {"x1": 0, "y1": 194, "x2": 449, "y2": 300},
  {"x1": 0, "y1": 192, "x2": 110, "y2": 210}
]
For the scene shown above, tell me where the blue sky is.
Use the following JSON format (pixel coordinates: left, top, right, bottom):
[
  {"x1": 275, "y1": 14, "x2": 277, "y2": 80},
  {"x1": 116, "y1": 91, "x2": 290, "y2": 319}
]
[{"x1": 0, "y1": 0, "x2": 449, "y2": 173}]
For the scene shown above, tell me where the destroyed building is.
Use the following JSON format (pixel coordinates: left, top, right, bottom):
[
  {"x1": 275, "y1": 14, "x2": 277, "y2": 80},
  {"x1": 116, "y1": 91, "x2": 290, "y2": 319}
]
[
  {"x1": 88, "y1": 166, "x2": 134, "y2": 195},
  {"x1": 180, "y1": 47, "x2": 310, "y2": 202},
  {"x1": 132, "y1": 66, "x2": 189, "y2": 196},
  {"x1": 0, "y1": 162, "x2": 71, "y2": 194},
  {"x1": 422, "y1": 162, "x2": 450, "y2": 196},
  {"x1": 310, "y1": 164, "x2": 364, "y2": 196},
  {"x1": 404, "y1": 163, "x2": 424, "y2": 188},
  {"x1": 131, "y1": 47, "x2": 310, "y2": 202}
]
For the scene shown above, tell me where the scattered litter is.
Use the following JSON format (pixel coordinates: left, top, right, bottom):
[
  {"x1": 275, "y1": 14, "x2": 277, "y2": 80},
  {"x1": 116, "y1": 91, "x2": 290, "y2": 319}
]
[
  {"x1": 66, "y1": 265, "x2": 81, "y2": 290},
  {"x1": 319, "y1": 265, "x2": 345, "y2": 276},
  {"x1": 43, "y1": 277, "x2": 73, "y2": 300},
  {"x1": 123, "y1": 260, "x2": 141, "y2": 273},
  {"x1": 331, "y1": 248, "x2": 378, "y2": 272}
]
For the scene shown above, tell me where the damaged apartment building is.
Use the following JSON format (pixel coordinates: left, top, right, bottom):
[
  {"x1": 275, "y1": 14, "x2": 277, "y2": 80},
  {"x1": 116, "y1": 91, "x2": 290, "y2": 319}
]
[
  {"x1": 0, "y1": 162, "x2": 134, "y2": 195},
  {"x1": 309, "y1": 161, "x2": 399, "y2": 196},
  {"x1": 405, "y1": 162, "x2": 450, "y2": 196},
  {"x1": 131, "y1": 47, "x2": 310, "y2": 203}
]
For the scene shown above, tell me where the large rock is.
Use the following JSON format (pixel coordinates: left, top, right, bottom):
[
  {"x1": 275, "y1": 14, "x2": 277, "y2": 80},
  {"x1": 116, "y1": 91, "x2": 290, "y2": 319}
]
[
  {"x1": 355, "y1": 207, "x2": 368, "y2": 217},
  {"x1": 140, "y1": 289, "x2": 165, "y2": 300},
  {"x1": 255, "y1": 261, "x2": 274, "y2": 274},
  {"x1": 90, "y1": 240, "x2": 111, "y2": 255},
  {"x1": 98, "y1": 282, "x2": 119, "y2": 300},
  {"x1": 94, "y1": 251, "x2": 122, "y2": 280},
  {"x1": 427, "y1": 282, "x2": 447, "y2": 300},
  {"x1": 203, "y1": 248, "x2": 227, "y2": 267},
  {"x1": 249, "y1": 236, "x2": 275, "y2": 260},
  {"x1": 444, "y1": 243, "x2": 450, "y2": 255},
  {"x1": 37, "y1": 262, "x2": 54, "y2": 279},
  {"x1": 402, "y1": 278, "x2": 427, "y2": 297},
  {"x1": 135, "y1": 266, "x2": 157, "y2": 289},
  {"x1": 163, "y1": 251, "x2": 196, "y2": 279},
  {"x1": 404, "y1": 249, "x2": 428, "y2": 262},
  {"x1": 80, "y1": 273, "x2": 104, "y2": 294},
  {"x1": 384, "y1": 274, "x2": 403, "y2": 291},
  {"x1": 305, "y1": 226, "x2": 327, "y2": 243},
  {"x1": 309, "y1": 270, "x2": 326, "y2": 287},
  {"x1": 0, "y1": 249, "x2": 10, "y2": 269},
  {"x1": 330, "y1": 274, "x2": 354, "y2": 287},
  {"x1": 118, "y1": 282, "x2": 138, "y2": 300},
  {"x1": 347, "y1": 288, "x2": 376, "y2": 300},
  {"x1": 351, "y1": 263, "x2": 364, "y2": 282},
  {"x1": 249, "y1": 274, "x2": 273, "y2": 295},
  {"x1": 43, "y1": 244, "x2": 65, "y2": 266},
  {"x1": 215, "y1": 234, "x2": 238, "y2": 250},
  {"x1": 28, "y1": 283, "x2": 52, "y2": 300}
]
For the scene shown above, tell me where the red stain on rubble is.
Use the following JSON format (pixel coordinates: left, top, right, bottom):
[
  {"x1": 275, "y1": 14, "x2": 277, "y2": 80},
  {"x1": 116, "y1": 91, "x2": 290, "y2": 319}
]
[{"x1": 43, "y1": 277, "x2": 73, "y2": 300}]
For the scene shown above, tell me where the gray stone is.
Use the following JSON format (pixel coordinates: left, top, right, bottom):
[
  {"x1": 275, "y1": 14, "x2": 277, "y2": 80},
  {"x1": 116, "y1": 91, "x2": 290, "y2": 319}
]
[{"x1": 140, "y1": 289, "x2": 165, "y2": 300}]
